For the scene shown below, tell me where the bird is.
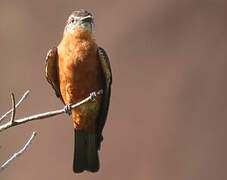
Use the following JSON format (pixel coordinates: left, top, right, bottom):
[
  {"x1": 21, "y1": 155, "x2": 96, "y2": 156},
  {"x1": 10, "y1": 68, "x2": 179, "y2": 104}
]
[{"x1": 45, "y1": 9, "x2": 112, "y2": 173}]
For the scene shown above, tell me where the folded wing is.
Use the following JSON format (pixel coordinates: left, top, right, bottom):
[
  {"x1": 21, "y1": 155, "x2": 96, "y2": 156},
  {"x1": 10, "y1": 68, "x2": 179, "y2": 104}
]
[
  {"x1": 96, "y1": 47, "x2": 112, "y2": 149},
  {"x1": 45, "y1": 48, "x2": 62, "y2": 101}
]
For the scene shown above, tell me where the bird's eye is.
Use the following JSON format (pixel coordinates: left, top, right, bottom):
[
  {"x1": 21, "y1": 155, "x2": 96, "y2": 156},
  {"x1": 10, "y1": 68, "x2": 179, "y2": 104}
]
[{"x1": 69, "y1": 18, "x2": 75, "y2": 23}]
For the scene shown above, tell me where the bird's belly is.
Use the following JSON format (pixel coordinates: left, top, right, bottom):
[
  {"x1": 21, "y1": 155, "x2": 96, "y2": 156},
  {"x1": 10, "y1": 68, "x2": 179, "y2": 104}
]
[
  {"x1": 58, "y1": 53, "x2": 103, "y2": 131},
  {"x1": 61, "y1": 58, "x2": 102, "y2": 102}
]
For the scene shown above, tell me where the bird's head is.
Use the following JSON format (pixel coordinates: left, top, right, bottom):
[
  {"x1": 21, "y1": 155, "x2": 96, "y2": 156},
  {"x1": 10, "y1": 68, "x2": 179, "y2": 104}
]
[{"x1": 65, "y1": 9, "x2": 94, "y2": 34}]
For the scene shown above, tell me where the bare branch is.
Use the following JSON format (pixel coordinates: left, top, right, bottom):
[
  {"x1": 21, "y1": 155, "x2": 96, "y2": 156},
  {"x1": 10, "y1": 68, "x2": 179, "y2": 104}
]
[
  {"x1": 0, "y1": 131, "x2": 37, "y2": 172},
  {"x1": 0, "y1": 89, "x2": 103, "y2": 132},
  {"x1": 10, "y1": 93, "x2": 16, "y2": 123},
  {"x1": 0, "y1": 90, "x2": 30, "y2": 123}
]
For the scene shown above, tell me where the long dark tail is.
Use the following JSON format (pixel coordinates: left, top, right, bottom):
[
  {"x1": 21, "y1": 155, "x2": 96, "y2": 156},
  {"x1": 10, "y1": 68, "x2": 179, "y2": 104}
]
[{"x1": 73, "y1": 130, "x2": 99, "y2": 173}]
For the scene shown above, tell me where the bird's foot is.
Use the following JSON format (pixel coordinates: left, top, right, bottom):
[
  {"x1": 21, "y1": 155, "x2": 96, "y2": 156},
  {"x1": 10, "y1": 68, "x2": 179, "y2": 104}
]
[
  {"x1": 64, "y1": 104, "x2": 72, "y2": 116},
  {"x1": 90, "y1": 91, "x2": 97, "y2": 102}
]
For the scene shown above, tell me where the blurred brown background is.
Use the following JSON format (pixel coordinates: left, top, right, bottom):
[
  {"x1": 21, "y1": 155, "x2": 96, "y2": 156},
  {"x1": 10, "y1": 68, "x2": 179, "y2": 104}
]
[{"x1": 0, "y1": 0, "x2": 227, "y2": 179}]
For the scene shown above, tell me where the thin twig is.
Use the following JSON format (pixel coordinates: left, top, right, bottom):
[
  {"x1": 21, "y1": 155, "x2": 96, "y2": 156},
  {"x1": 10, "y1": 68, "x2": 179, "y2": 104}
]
[
  {"x1": 10, "y1": 93, "x2": 16, "y2": 123},
  {"x1": 0, "y1": 131, "x2": 37, "y2": 172},
  {"x1": 0, "y1": 90, "x2": 30, "y2": 123},
  {"x1": 0, "y1": 89, "x2": 103, "y2": 132}
]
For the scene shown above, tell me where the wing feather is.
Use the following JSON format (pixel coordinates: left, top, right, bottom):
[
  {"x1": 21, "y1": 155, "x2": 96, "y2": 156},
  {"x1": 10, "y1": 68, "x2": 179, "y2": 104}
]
[
  {"x1": 96, "y1": 47, "x2": 112, "y2": 149},
  {"x1": 45, "y1": 47, "x2": 62, "y2": 100}
]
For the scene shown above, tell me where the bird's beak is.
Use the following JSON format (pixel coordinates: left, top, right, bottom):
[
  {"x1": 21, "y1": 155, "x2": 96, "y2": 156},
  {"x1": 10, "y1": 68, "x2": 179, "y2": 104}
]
[{"x1": 80, "y1": 15, "x2": 93, "y2": 23}]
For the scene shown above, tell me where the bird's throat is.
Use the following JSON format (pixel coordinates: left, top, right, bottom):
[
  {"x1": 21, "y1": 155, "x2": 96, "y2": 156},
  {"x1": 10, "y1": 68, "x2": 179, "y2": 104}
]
[{"x1": 64, "y1": 27, "x2": 94, "y2": 41}]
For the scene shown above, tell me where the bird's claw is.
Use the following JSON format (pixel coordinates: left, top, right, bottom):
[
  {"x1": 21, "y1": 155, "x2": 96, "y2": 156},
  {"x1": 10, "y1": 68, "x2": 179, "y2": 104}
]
[
  {"x1": 90, "y1": 91, "x2": 97, "y2": 102},
  {"x1": 64, "y1": 104, "x2": 72, "y2": 115}
]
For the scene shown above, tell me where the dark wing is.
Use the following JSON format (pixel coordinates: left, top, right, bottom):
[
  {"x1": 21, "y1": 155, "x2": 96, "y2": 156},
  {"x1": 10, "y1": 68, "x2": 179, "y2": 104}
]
[
  {"x1": 45, "y1": 47, "x2": 62, "y2": 101},
  {"x1": 96, "y1": 47, "x2": 112, "y2": 149}
]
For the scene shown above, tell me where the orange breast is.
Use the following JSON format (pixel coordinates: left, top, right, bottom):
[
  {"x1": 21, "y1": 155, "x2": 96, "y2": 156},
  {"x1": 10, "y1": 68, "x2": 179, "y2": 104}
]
[{"x1": 57, "y1": 29, "x2": 103, "y2": 132}]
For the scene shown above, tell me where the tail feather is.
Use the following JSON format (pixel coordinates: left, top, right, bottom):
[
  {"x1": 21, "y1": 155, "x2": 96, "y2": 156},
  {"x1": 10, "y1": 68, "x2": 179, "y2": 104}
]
[
  {"x1": 87, "y1": 133, "x2": 99, "y2": 172},
  {"x1": 73, "y1": 130, "x2": 99, "y2": 173}
]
